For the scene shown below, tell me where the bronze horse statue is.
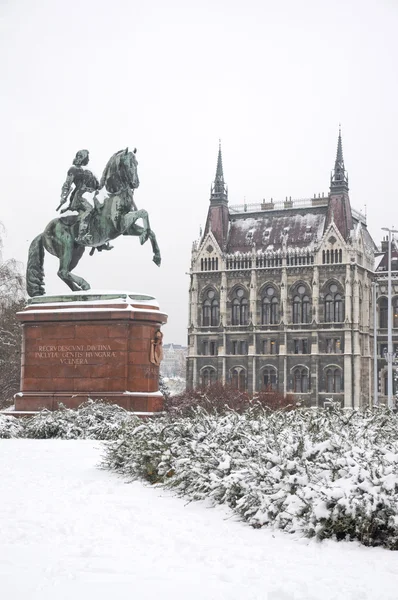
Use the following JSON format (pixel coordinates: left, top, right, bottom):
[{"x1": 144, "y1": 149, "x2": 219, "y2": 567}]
[{"x1": 26, "y1": 148, "x2": 161, "y2": 297}]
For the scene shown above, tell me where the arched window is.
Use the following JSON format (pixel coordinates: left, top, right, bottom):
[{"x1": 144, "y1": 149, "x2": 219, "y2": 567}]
[
  {"x1": 231, "y1": 368, "x2": 246, "y2": 390},
  {"x1": 334, "y1": 294, "x2": 343, "y2": 322},
  {"x1": 326, "y1": 369, "x2": 333, "y2": 393},
  {"x1": 324, "y1": 284, "x2": 344, "y2": 323},
  {"x1": 263, "y1": 368, "x2": 277, "y2": 391},
  {"x1": 293, "y1": 368, "x2": 309, "y2": 393},
  {"x1": 302, "y1": 295, "x2": 310, "y2": 323},
  {"x1": 232, "y1": 299, "x2": 240, "y2": 325},
  {"x1": 201, "y1": 368, "x2": 217, "y2": 388},
  {"x1": 211, "y1": 299, "x2": 219, "y2": 326},
  {"x1": 261, "y1": 286, "x2": 279, "y2": 325},
  {"x1": 335, "y1": 370, "x2": 342, "y2": 393},
  {"x1": 379, "y1": 297, "x2": 387, "y2": 329},
  {"x1": 292, "y1": 285, "x2": 311, "y2": 324},
  {"x1": 325, "y1": 294, "x2": 333, "y2": 322},
  {"x1": 262, "y1": 297, "x2": 271, "y2": 324},
  {"x1": 241, "y1": 298, "x2": 248, "y2": 325},
  {"x1": 203, "y1": 300, "x2": 211, "y2": 327},
  {"x1": 293, "y1": 296, "x2": 301, "y2": 323},
  {"x1": 231, "y1": 288, "x2": 249, "y2": 325},
  {"x1": 270, "y1": 297, "x2": 279, "y2": 323},
  {"x1": 326, "y1": 368, "x2": 342, "y2": 393},
  {"x1": 202, "y1": 289, "x2": 219, "y2": 327}
]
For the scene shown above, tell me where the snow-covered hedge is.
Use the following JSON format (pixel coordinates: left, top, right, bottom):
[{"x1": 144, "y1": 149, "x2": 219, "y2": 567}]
[
  {"x1": 23, "y1": 401, "x2": 139, "y2": 440},
  {"x1": 102, "y1": 407, "x2": 398, "y2": 549},
  {"x1": 162, "y1": 376, "x2": 186, "y2": 397},
  {"x1": 0, "y1": 413, "x2": 24, "y2": 438}
]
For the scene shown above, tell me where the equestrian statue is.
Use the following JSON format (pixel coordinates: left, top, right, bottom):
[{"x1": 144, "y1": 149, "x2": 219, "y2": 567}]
[{"x1": 26, "y1": 147, "x2": 161, "y2": 297}]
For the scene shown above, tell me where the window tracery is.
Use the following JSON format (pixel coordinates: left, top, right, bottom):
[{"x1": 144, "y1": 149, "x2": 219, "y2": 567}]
[
  {"x1": 202, "y1": 289, "x2": 219, "y2": 327},
  {"x1": 326, "y1": 368, "x2": 342, "y2": 393},
  {"x1": 261, "y1": 286, "x2": 279, "y2": 325},
  {"x1": 324, "y1": 283, "x2": 344, "y2": 322},
  {"x1": 292, "y1": 284, "x2": 311, "y2": 324},
  {"x1": 231, "y1": 287, "x2": 249, "y2": 325},
  {"x1": 293, "y1": 367, "x2": 309, "y2": 393}
]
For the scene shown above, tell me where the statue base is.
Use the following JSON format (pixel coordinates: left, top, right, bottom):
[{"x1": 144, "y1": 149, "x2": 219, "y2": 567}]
[{"x1": 15, "y1": 291, "x2": 168, "y2": 413}]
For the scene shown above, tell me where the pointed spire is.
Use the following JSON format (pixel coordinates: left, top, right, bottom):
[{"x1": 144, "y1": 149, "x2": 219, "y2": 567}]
[
  {"x1": 215, "y1": 139, "x2": 224, "y2": 181},
  {"x1": 336, "y1": 125, "x2": 344, "y2": 167},
  {"x1": 211, "y1": 140, "x2": 228, "y2": 201},
  {"x1": 330, "y1": 125, "x2": 349, "y2": 192}
]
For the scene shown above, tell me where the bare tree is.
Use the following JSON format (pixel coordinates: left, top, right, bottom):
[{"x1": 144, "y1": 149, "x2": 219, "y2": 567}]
[
  {"x1": 0, "y1": 299, "x2": 25, "y2": 406},
  {"x1": 0, "y1": 224, "x2": 26, "y2": 407}
]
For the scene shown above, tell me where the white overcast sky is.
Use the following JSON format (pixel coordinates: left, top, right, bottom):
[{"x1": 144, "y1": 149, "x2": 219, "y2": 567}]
[{"x1": 1, "y1": 0, "x2": 398, "y2": 344}]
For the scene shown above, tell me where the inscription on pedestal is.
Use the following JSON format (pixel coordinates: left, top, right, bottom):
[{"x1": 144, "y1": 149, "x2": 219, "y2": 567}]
[{"x1": 33, "y1": 344, "x2": 119, "y2": 365}]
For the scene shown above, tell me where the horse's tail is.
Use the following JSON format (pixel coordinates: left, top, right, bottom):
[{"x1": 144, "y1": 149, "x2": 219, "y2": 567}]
[{"x1": 26, "y1": 234, "x2": 45, "y2": 297}]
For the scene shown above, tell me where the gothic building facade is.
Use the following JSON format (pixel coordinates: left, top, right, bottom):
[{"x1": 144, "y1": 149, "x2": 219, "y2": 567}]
[{"x1": 186, "y1": 132, "x2": 379, "y2": 408}]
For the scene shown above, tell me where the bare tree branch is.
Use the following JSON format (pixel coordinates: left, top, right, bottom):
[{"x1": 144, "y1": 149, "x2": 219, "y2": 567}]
[{"x1": 0, "y1": 223, "x2": 26, "y2": 407}]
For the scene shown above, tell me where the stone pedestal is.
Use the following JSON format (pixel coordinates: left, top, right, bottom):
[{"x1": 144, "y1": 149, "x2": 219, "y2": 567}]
[{"x1": 15, "y1": 291, "x2": 167, "y2": 413}]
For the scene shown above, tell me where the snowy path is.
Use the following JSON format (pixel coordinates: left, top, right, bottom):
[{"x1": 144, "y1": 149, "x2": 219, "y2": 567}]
[{"x1": 1, "y1": 440, "x2": 397, "y2": 600}]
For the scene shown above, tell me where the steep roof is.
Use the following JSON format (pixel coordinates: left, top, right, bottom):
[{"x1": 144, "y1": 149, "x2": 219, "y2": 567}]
[
  {"x1": 225, "y1": 202, "x2": 373, "y2": 254},
  {"x1": 204, "y1": 205, "x2": 229, "y2": 249},
  {"x1": 227, "y1": 206, "x2": 327, "y2": 253},
  {"x1": 325, "y1": 193, "x2": 353, "y2": 241}
]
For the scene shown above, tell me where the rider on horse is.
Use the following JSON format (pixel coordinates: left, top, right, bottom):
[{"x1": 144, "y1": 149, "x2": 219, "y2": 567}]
[{"x1": 57, "y1": 149, "x2": 111, "y2": 249}]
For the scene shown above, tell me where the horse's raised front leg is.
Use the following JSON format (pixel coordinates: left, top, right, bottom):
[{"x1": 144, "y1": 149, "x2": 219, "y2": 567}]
[
  {"x1": 122, "y1": 222, "x2": 161, "y2": 266},
  {"x1": 57, "y1": 244, "x2": 91, "y2": 291},
  {"x1": 146, "y1": 228, "x2": 161, "y2": 266},
  {"x1": 123, "y1": 209, "x2": 150, "y2": 245}
]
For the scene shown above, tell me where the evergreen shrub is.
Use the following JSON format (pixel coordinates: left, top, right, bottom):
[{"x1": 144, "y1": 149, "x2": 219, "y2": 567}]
[
  {"x1": 0, "y1": 413, "x2": 24, "y2": 438},
  {"x1": 23, "y1": 400, "x2": 138, "y2": 440},
  {"x1": 103, "y1": 405, "x2": 398, "y2": 549}
]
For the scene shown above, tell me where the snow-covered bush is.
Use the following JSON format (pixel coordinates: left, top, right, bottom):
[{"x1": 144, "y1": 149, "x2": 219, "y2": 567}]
[
  {"x1": 159, "y1": 375, "x2": 171, "y2": 402},
  {"x1": 23, "y1": 407, "x2": 82, "y2": 439},
  {"x1": 23, "y1": 400, "x2": 138, "y2": 440},
  {"x1": 102, "y1": 406, "x2": 398, "y2": 549},
  {"x1": 0, "y1": 413, "x2": 24, "y2": 438},
  {"x1": 162, "y1": 377, "x2": 186, "y2": 396}
]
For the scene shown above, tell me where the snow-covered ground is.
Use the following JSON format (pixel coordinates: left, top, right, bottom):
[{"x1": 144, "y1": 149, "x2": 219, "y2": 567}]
[{"x1": 1, "y1": 440, "x2": 397, "y2": 600}]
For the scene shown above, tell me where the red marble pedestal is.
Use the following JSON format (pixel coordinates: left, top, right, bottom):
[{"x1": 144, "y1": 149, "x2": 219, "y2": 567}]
[{"x1": 15, "y1": 291, "x2": 167, "y2": 413}]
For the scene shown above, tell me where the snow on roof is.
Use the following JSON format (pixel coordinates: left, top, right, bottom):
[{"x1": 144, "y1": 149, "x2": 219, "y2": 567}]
[
  {"x1": 374, "y1": 254, "x2": 385, "y2": 270},
  {"x1": 227, "y1": 208, "x2": 326, "y2": 253},
  {"x1": 351, "y1": 218, "x2": 378, "y2": 253}
]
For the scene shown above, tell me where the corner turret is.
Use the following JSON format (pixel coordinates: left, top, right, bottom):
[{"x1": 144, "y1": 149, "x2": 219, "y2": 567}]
[
  {"x1": 326, "y1": 127, "x2": 352, "y2": 240},
  {"x1": 203, "y1": 141, "x2": 229, "y2": 249}
]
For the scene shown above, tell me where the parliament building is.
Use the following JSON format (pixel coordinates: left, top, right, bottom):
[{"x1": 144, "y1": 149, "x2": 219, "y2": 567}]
[{"x1": 186, "y1": 131, "x2": 383, "y2": 408}]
